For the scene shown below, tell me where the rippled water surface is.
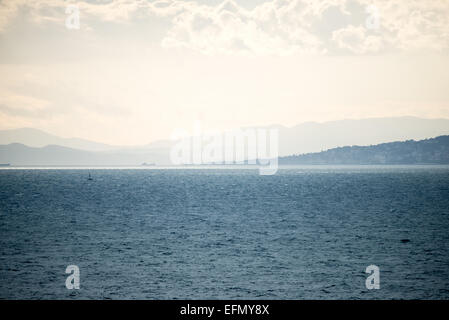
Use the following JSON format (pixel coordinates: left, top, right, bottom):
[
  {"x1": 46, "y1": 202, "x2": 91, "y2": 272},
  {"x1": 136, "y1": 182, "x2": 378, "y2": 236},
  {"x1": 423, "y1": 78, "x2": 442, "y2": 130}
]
[{"x1": 1, "y1": 166, "x2": 449, "y2": 299}]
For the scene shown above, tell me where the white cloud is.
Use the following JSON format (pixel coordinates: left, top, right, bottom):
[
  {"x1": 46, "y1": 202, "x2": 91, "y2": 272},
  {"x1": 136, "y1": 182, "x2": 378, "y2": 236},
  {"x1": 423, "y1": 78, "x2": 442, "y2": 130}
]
[
  {"x1": 332, "y1": 25, "x2": 383, "y2": 54},
  {"x1": 0, "y1": 0, "x2": 448, "y2": 55},
  {"x1": 161, "y1": 0, "x2": 326, "y2": 55},
  {"x1": 159, "y1": 0, "x2": 449, "y2": 55}
]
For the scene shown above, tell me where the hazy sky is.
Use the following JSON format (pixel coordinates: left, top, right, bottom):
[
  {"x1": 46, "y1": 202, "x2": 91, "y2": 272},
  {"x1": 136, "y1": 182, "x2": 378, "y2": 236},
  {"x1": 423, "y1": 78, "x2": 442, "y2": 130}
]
[{"x1": 0, "y1": 0, "x2": 448, "y2": 145}]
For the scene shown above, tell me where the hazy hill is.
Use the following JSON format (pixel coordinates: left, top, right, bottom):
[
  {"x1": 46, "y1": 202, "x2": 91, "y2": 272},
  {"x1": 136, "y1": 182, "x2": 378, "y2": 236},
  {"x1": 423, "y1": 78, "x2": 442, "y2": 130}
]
[
  {"x1": 280, "y1": 136, "x2": 449, "y2": 165},
  {"x1": 2, "y1": 136, "x2": 449, "y2": 166},
  {"x1": 146, "y1": 117, "x2": 449, "y2": 156},
  {"x1": 0, "y1": 143, "x2": 168, "y2": 166},
  {"x1": 2, "y1": 117, "x2": 449, "y2": 157},
  {"x1": 275, "y1": 117, "x2": 449, "y2": 156},
  {"x1": 1, "y1": 117, "x2": 449, "y2": 165},
  {"x1": 0, "y1": 128, "x2": 116, "y2": 152}
]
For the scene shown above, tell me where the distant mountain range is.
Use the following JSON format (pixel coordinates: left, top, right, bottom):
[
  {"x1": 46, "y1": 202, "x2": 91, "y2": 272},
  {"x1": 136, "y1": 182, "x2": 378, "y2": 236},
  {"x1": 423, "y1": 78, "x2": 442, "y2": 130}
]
[
  {"x1": 0, "y1": 117, "x2": 449, "y2": 165},
  {"x1": 2, "y1": 117, "x2": 449, "y2": 156},
  {"x1": 0, "y1": 143, "x2": 168, "y2": 166},
  {"x1": 0, "y1": 128, "x2": 117, "y2": 152},
  {"x1": 274, "y1": 116, "x2": 449, "y2": 156},
  {"x1": 280, "y1": 135, "x2": 449, "y2": 165}
]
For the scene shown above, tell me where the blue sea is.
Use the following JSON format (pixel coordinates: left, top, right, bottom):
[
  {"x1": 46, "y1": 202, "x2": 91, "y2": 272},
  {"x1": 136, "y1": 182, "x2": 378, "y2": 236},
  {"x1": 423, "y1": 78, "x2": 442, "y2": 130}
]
[{"x1": 0, "y1": 166, "x2": 448, "y2": 299}]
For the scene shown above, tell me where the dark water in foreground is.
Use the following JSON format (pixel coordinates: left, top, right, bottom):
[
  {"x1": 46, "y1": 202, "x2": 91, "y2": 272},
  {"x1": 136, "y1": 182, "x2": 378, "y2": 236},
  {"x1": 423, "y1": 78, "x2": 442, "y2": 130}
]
[{"x1": 0, "y1": 166, "x2": 449, "y2": 299}]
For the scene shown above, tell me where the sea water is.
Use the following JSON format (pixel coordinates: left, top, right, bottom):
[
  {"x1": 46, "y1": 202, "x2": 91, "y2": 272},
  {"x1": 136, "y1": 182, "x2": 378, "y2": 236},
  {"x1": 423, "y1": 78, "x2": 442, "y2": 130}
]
[{"x1": 0, "y1": 166, "x2": 448, "y2": 299}]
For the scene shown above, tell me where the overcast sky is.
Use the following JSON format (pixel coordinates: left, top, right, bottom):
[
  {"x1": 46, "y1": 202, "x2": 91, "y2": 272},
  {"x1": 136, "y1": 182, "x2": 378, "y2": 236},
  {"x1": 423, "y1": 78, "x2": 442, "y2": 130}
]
[{"x1": 0, "y1": 0, "x2": 448, "y2": 145}]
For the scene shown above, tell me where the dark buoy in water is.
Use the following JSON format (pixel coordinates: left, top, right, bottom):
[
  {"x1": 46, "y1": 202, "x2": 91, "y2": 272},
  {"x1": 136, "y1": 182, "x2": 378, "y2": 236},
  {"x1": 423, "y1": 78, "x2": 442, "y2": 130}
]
[
  {"x1": 88, "y1": 172, "x2": 93, "y2": 181},
  {"x1": 401, "y1": 239, "x2": 410, "y2": 243}
]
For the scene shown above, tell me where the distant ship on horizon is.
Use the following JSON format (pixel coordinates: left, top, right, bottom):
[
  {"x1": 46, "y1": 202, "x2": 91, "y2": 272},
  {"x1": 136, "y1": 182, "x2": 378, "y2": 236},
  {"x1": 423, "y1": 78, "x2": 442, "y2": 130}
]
[{"x1": 141, "y1": 162, "x2": 156, "y2": 166}]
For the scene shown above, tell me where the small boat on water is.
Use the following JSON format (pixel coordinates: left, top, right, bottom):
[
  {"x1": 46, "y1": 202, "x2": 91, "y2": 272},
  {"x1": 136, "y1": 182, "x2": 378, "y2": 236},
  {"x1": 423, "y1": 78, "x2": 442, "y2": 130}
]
[{"x1": 88, "y1": 172, "x2": 93, "y2": 181}]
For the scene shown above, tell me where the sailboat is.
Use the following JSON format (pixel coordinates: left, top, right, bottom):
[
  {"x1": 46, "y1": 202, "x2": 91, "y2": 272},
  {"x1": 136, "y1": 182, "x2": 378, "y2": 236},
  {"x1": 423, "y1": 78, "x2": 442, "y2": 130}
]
[{"x1": 88, "y1": 172, "x2": 93, "y2": 181}]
